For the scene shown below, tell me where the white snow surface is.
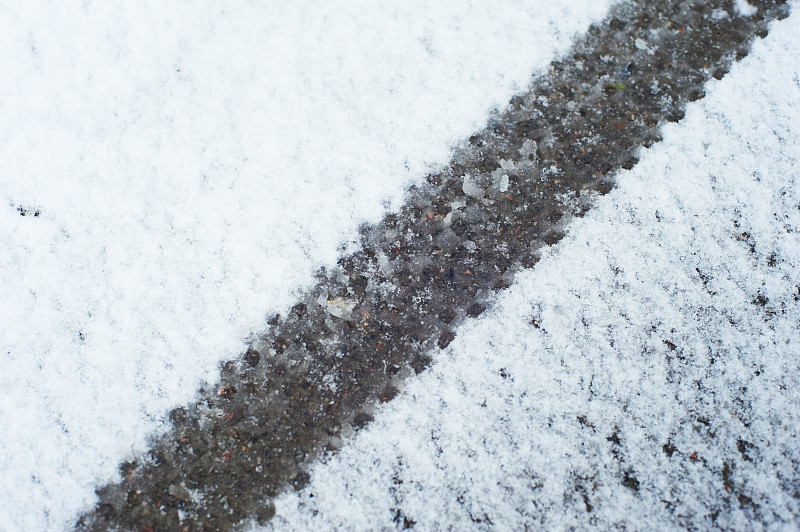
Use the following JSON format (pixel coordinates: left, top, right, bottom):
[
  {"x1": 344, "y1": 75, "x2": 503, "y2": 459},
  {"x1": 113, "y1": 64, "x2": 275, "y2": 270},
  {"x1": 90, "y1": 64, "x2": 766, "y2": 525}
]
[
  {"x1": 266, "y1": 9, "x2": 800, "y2": 531},
  {"x1": 0, "y1": 1, "x2": 614, "y2": 530}
]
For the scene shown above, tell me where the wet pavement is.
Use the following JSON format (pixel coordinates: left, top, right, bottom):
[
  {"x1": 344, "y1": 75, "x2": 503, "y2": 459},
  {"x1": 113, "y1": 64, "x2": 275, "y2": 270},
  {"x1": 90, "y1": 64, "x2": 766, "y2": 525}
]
[{"x1": 77, "y1": 0, "x2": 792, "y2": 529}]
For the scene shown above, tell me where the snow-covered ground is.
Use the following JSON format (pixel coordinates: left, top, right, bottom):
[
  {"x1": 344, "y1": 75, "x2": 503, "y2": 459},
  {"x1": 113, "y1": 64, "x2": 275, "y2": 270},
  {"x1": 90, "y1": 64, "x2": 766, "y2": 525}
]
[
  {"x1": 0, "y1": 0, "x2": 612, "y2": 529},
  {"x1": 265, "y1": 7, "x2": 800, "y2": 531}
]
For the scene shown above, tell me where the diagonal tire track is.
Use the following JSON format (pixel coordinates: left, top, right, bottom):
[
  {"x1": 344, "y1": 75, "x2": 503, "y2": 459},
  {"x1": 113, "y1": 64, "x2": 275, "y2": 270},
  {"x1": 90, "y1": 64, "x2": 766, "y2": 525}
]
[{"x1": 78, "y1": 0, "x2": 791, "y2": 529}]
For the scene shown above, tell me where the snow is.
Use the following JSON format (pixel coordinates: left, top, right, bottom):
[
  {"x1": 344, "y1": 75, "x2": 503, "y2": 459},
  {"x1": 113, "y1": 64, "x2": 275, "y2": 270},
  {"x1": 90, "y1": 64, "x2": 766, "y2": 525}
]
[
  {"x1": 266, "y1": 8, "x2": 800, "y2": 531},
  {"x1": 735, "y1": 0, "x2": 759, "y2": 17},
  {"x1": 0, "y1": 0, "x2": 612, "y2": 529}
]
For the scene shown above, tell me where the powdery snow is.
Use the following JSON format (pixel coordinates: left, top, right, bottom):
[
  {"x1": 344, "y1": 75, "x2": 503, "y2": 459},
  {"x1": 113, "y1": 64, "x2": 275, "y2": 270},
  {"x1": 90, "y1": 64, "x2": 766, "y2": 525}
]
[
  {"x1": 266, "y1": 8, "x2": 800, "y2": 531},
  {"x1": 0, "y1": 0, "x2": 613, "y2": 529}
]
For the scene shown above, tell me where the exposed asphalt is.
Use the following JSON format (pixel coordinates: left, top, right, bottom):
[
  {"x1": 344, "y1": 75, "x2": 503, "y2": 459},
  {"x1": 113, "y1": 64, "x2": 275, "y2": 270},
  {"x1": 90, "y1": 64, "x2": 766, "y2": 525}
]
[{"x1": 77, "y1": 0, "x2": 792, "y2": 530}]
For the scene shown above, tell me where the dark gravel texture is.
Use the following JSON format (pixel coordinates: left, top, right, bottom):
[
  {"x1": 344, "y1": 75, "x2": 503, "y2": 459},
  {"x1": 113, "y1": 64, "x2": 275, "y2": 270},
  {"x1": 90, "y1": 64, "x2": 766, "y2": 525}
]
[{"x1": 77, "y1": 0, "x2": 792, "y2": 530}]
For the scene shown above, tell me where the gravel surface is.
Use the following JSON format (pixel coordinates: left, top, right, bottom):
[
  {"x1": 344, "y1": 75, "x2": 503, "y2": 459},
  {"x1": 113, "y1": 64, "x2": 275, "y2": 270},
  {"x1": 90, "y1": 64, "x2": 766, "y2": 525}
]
[{"x1": 78, "y1": 0, "x2": 792, "y2": 530}]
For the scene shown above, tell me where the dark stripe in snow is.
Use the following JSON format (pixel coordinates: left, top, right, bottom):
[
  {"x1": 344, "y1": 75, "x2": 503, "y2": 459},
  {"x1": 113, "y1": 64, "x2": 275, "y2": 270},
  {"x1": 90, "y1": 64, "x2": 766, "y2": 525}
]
[{"x1": 78, "y1": 0, "x2": 791, "y2": 530}]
